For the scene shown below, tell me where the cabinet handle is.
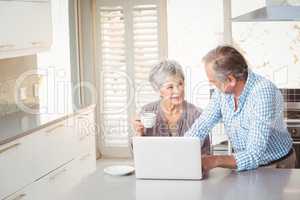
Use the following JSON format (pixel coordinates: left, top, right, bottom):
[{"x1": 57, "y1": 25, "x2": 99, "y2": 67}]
[
  {"x1": 78, "y1": 113, "x2": 92, "y2": 118},
  {"x1": 0, "y1": 44, "x2": 15, "y2": 49},
  {"x1": 49, "y1": 168, "x2": 67, "y2": 181},
  {"x1": 80, "y1": 153, "x2": 91, "y2": 161},
  {"x1": 10, "y1": 193, "x2": 26, "y2": 200},
  {"x1": 79, "y1": 133, "x2": 90, "y2": 141},
  {"x1": 45, "y1": 123, "x2": 64, "y2": 134},
  {"x1": 293, "y1": 141, "x2": 300, "y2": 144},
  {"x1": 77, "y1": 116, "x2": 90, "y2": 120},
  {"x1": 79, "y1": 136, "x2": 86, "y2": 141},
  {"x1": 31, "y1": 41, "x2": 43, "y2": 46},
  {"x1": 0, "y1": 143, "x2": 20, "y2": 155}
]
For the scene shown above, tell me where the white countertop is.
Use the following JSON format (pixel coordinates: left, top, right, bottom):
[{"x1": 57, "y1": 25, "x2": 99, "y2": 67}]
[
  {"x1": 66, "y1": 159, "x2": 300, "y2": 200},
  {"x1": 0, "y1": 105, "x2": 95, "y2": 145}
]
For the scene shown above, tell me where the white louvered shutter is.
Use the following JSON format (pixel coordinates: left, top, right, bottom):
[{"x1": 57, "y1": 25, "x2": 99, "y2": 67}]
[
  {"x1": 96, "y1": 0, "x2": 167, "y2": 156},
  {"x1": 99, "y1": 4, "x2": 130, "y2": 147},
  {"x1": 133, "y1": 4, "x2": 160, "y2": 111}
]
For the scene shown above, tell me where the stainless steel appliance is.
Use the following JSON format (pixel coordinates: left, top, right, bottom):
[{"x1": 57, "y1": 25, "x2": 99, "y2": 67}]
[
  {"x1": 232, "y1": 0, "x2": 300, "y2": 22},
  {"x1": 280, "y1": 89, "x2": 300, "y2": 168}
]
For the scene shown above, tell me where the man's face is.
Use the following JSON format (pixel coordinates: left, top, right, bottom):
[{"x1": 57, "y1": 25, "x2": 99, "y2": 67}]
[{"x1": 204, "y1": 62, "x2": 235, "y2": 94}]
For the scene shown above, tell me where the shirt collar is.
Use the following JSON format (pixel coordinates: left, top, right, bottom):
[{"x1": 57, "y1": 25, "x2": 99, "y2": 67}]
[{"x1": 235, "y1": 69, "x2": 256, "y2": 111}]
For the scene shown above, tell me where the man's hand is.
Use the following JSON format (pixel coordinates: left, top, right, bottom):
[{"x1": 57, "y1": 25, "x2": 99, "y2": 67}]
[
  {"x1": 202, "y1": 155, "x2": 237, "y2": 173},
  {"x1": 202, "y1": 155, "x2": 218, "y2": 173}
]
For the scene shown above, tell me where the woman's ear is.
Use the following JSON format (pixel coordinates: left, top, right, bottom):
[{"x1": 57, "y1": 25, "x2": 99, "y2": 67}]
[{"x1": 159, "y1": 89, "x2": 163, "y2": 98}]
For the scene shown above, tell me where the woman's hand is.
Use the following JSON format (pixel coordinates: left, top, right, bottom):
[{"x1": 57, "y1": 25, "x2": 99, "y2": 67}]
[{"x1": 132, "y1": 115, "x2": 145, "y2": 136}]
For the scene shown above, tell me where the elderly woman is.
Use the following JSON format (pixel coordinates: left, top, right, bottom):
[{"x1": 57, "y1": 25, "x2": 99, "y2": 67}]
[{"x1": 132, "y1": 60, "x2": 210, "y2": 154}]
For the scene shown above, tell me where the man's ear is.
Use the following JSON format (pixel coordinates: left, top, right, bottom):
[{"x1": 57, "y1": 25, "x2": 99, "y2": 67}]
[{"x1": 227, "y1": 75, "x2": 237, "y2": 87}]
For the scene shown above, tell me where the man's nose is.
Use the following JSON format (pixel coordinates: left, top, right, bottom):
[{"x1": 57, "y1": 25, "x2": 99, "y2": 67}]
[{"x1": 209, "y1": 83, "x2": 217, "y2": 90}]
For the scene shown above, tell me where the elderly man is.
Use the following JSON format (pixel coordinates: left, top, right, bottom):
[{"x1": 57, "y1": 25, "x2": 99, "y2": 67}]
[{"x1": 185, "y1": 45, "x2": 296, "y2": 172}]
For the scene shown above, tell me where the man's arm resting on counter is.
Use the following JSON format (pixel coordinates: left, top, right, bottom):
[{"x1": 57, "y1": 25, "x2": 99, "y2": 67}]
[{"x1": 202, "y1": 155, "x2": 237, "y2": 172}]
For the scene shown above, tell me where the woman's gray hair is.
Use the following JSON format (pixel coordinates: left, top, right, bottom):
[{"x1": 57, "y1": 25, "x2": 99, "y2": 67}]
[{"x1": 149, "y1": 60, "x2": 185, "y2": 91}]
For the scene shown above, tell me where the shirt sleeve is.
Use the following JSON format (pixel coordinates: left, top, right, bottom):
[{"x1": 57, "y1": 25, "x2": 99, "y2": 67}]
[
  {"x1": 184, "y1": 89, "x2": 222, "y2": 140},
  {"x1": 234, "y1": 86, "x2": 279, "y2": 171}
]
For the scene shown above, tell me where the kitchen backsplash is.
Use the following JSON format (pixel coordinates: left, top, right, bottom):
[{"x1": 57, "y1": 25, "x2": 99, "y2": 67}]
[
  {"x1": 232, "y1": 21, "x2": 300, "y2": 88},
  {"x1": 0, "y1": 55, "x2": 40, "y2": 116}
]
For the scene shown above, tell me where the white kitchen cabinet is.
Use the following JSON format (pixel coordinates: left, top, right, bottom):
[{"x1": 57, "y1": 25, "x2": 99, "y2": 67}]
[
  {"x1": 29, "y1": 160, "x2": 82, "y2": 200},
  {"x1": 76, "y1": 151, "x2": 96, "y2": 178},
  {"x1": 0, "y1": 0, "x2": 49, "y2": 1},
  {"x1": 5, "y1": 159, "x2": 79, "y2": 200},
  {"x1": 0, "y1": 134, "x2": 36, "y2": 200},
  {"x1": 0, "y1": 118, "x2": 77, "y2": 200},
  {"x1": 76, "y1": 109, "x2": 96, "y2": 158},
  {"x1": 75, "y1": 108, "x2": 97, "y2": 175},
  {"x1": 6, "y1": 154, "x2": 95, "y2": 200},
  {"x1": 0, "y1": 106, "x2": 97, "y2": 200},
  {"x1": 30, "y1": 117, "x2": 78, "y2": 181},
  {"x1": 8, "y1": 0, "x2": 49, "y2": 2},
  {"x1": 0, "y1": 0, "x2": 52, "y2": 59}
]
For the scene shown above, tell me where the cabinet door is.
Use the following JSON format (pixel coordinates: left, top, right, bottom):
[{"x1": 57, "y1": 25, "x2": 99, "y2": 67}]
[
  {"x1": 1, "y1": 117, "x2": 78, "y2": 200},
  {"x1": 76, "y1": 151, "x2": 97, "y2": 178},
  {"x1": 4, "y1": 158, "x2": 95, "y2": 200},
  {"x1": 0, "y1": 135, "x2": 35, "y2": 199},
  {"x1": 5, "y1": 159, "x2": 80, "y2": 200},
  {"x1": 0, "y1": 0, "x2": 49, "y2": 2},
  {"x1": 0, "y1": 1, "x2": 52, "y2": 58},
  {"x1": 30, "y1": 118, "x2": 77, "y2": 181},
  {"x1": 76, "y1": 109, "x2": 96, "y2": 158},
  {"x1": 13, "y1": 0, "x2": 49, "y2": 2},
  {"x1": 25, "y1": 1, "x2": 52, "y2": 49}
]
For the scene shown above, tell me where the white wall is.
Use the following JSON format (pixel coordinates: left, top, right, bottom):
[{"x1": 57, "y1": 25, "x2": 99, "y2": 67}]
[
  {"x1": 233, "y1": 21, "x2": 300, "y2": 88},
  {"x1": 167, "y1": 0, "x2": 224, "y2": 108},
  {"x1": 167, "y1": 0, "x2": 227, "y2": 144},
  {"x1": 37, "y1": 0, "x2": 73, "y2": 115}
]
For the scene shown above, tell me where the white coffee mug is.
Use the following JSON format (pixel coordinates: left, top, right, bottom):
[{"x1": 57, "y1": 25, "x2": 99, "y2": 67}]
[{"x1": 140, "y1": 112, "x2": 156, "y2": 128}]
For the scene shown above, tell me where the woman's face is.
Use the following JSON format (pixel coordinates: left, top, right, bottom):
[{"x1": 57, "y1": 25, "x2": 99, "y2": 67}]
[{"x1": 159, "y1": 75, "x2": 185, "y2": 106}]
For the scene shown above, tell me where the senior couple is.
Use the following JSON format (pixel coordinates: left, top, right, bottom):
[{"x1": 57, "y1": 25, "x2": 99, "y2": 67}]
[{"x1": 132, "y1": 45, "x2": 296, "y2": 172}]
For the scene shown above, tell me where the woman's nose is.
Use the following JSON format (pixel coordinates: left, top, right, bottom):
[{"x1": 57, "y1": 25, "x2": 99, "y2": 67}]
[{"x1": 173, "y1": 85, "x2": 180, "y2": 93}]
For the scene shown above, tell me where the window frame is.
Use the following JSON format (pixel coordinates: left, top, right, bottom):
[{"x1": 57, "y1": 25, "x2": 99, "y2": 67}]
[{"x1": 93, "y1": 0, "x2": 168, "y2": 158}]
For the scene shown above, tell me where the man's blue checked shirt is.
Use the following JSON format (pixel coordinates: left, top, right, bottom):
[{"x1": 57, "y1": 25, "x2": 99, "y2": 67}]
[{"x1": 185, "y1": 70, "x2": 293, "y2": 171}]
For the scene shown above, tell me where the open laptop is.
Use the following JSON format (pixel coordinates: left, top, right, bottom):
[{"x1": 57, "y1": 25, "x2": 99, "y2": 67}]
[{"x1": 132, "y1": 137, "x2": 202, "y2": 180}]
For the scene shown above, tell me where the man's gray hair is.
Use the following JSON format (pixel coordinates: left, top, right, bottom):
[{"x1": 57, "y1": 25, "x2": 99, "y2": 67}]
[
  {"x1": 202, "y1": 45, "x2": 248, "y2": 82},
  {"x1": 149, "y1": 60, "x2": 185, "y2": 91}
]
